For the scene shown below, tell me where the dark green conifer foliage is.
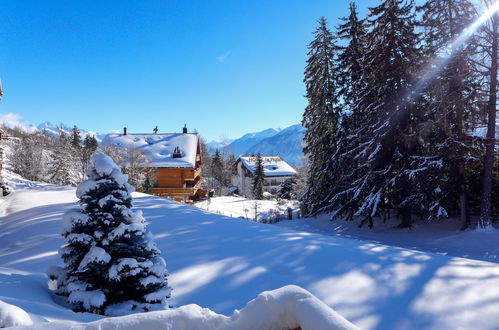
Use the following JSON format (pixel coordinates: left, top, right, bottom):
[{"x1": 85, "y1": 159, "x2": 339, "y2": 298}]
[
  {"x1": 302, "y1": 17, "x2": 340, "y2": 215},
  {"x1": 324, "y1": 0, "x2": 423, "y2": 228},
  {"x1": 416, "y1": 0, "x2": 479, "y2": 228},
  {"x1": 71, "y1": 125, "x2": 82, "y2": 150},
  {"x1": 51, "y1": 153, "x2": 171, "y2": 315},
  {"x1": 252, "y1": 154, "x2": 265, "y2": 200}
]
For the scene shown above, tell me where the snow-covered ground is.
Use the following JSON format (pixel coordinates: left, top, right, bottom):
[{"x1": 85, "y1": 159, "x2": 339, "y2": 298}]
[
  {"x1": 275, "y1": 215, "x2": 499, "y2": 263},
  {"x1": 2, "y1": 172, "x2": 499, "y2": 329},
  {"x1": 195, "y1": 196, "x2": 299, "y2": 222}
]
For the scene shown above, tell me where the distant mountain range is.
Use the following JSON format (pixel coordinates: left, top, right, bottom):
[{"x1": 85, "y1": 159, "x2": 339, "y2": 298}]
[
  {"x1": 245, "y1": 125, "x2": 305, "y2": 165},
  {"x1": 207, "y1": 125, "x2": 305, "y2": 166},
  {"x1": 34, "y1": 121, "x2": 306, "y2": 165},
  {"x1": 206, "y1": 139, "x2": 234, "y2": 151},
  {"x1": 37, "y1": 122, "x2": 106, "y2": 141}
]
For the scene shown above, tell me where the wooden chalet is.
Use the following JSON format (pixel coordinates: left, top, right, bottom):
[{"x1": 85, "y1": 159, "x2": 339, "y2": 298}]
[{"x1": 102, "y1": 126, "x2": 202, "y2": 203}]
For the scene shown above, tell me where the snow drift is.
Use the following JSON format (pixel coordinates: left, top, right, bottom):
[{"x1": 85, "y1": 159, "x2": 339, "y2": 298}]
[
  {"x1": 11, "y1": 285, "x2": 357, "y2": 330},
  {"x1": 0, "y1": 300, "x2": 33, "y2": 328}
]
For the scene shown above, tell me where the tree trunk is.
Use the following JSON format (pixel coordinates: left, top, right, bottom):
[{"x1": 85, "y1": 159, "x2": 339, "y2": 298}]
[
  {"x1": 479, "y1": 11, "x2": 498, "y2": 229},
  {"x1": 397, "y1": 207, "x2": 412, "y2": 228}
]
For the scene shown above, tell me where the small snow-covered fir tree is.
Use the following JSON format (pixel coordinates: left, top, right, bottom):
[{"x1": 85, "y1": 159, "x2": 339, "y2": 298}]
[{"x1": 49, "y1": 152, "x2": 171, "y2": 315}]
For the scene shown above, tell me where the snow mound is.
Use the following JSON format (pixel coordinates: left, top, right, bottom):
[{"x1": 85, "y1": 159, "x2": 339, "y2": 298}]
[
  {"x1": 0, "y1": 300, "x2": 33, "y2": 327},
  {"x1": 228, "y1": 285, "x2": 358, "y2": 330},
  {"x1": 14, "y1": 285, "x2": 357, "y2": 330}
]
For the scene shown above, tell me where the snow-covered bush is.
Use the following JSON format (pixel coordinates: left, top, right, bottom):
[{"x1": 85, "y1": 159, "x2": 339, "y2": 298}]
[{"x1": 49, "y1": 152, "x2": 171, "y2": 315}]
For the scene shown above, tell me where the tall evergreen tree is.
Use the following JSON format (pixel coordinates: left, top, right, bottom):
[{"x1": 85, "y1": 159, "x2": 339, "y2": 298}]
[
  {"x1": 71, "y1": 125, "x2": 82, "y2": 150},
  {"x1": 315, "y1": 2, "x2": 368, "y2": 219},
  {"x1": 83, "y1": 134, "x2": 98, "y2": 152},
  {"x1": 302, "y1": 17, "x2": 340, "y2": 214},
  {"x1": 211, "y1": 150, "x2": 224, "y2": 187},
  {"x1": 417, "y1": 0, "x2": 479, "y2": 229},
  {"x1": 49, "y1": 131, "x2": 75, "y2": 186},
  {"x1": 78, "y1": 135, "x2": 99, "y2": 181},
  {"x1": 199, "y1": 138, "x2": 213, "y2": 191},
  {"x1": 277, "y1": 177, "x2": 295, "y2": 200},
  {"x1": 324, "y1": 0, "x2": 423, "y2": 227},
  {"x1": 252, "y1": 154, "x2": 265, "y2": 200},
  {"x1": 336, "y1": 2, "x2": 367, "y2": 126},
  {"x1": 476, "y1": 1, "x2": 499, "y2": 229},
  {"x1": 49, "y1": 152, "x2": 171, "y2": 315}
]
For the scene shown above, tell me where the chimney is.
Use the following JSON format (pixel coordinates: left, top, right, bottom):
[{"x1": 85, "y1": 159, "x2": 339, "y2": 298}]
[
  {"x1": 124, "y1": 127, "x2": 127, "y2": 135},
  {"x1": 183, "y1": 124, "x2": 188, "y2": 134},
  {"x1": 172, "y1": 146, "x2": 182, "y2": 158}
]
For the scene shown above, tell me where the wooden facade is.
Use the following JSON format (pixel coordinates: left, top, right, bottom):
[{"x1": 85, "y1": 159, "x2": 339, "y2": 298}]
[{"x1": 151, "y1": 149, "x2": 202, "y2": 203}]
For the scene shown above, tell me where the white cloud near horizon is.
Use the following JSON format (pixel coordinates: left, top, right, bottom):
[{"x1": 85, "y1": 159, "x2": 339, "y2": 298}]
[{"x1": 0, "y1": 112, "x2": 38, "y2": 133}]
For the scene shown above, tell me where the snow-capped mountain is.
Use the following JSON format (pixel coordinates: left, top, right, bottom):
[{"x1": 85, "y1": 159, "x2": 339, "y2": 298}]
[
  {"x1": 36, "y1": 121, "x2": 105, "y2": 141},
  {"x1": 206, "y1": 139, "x2": 233, "y2": 152},
  {"x1": 223, "y1": 128, "x2": 281, "y2": 157},
  {"x1": 245, "y1": 124, "x2": 305, "y2": 165},
  {"x1": 218, "y1": 125, "x2": 305, "y2": 166}
]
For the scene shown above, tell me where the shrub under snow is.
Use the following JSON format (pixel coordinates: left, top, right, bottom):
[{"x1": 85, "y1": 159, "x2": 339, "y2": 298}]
[{"x1": 48, "y1": 152, "x2": 171, "y2": 315}]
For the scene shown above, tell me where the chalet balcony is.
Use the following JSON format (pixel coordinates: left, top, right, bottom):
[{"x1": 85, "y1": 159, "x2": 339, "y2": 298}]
[
  {"x1": 151, "y1": 179, "x2": 201, "y2": 197},
  {"x1": 184, "y1": 167, "x2": 202, "y2": 181}
]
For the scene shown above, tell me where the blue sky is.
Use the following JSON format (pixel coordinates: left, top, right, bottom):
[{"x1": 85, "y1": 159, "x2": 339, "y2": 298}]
[{"x1": 0, "y1": 0, "x2": 377, "y2": 141}]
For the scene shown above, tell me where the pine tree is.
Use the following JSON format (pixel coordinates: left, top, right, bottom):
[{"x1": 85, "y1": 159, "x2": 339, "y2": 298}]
[
  {"x1": 71, "y1": 125, "x2": 82, "y2": 150},
  {"x1": 277, "y1": 177, "x2": 295, "y2": 200},
  {"x1": 336, "y1": 2, "x2": 367, "y2": 126},
  {"x1": 302, "y1": 17, "x2": 340, "y2": 214},
  {"x1": 211, "y1": 150, "x2": 224, "y2": 193},
  {"x1": 50, "y1": 152, "x2": 171, "y2": 315},
  {"x1": 252, "y1": 154, "x2": 265, "y2": 200},
  {"x1": 49, "y1": 131, "x2": 75, "y2": 186},
  {"x1": 475, "y1": 1, "x2": 499, "y2": 229},
  {"x1": 83, "y1": 134, "x2": 98, "y2": 152},
  {"x1": 210, "y1": 149, "x2": 225, "y2": 195},
  {"x1": 78, "y1": 135, "x2": 99, "y2": 182},
  {"x1": 199, "y1": 138, "x2": 213, "y2": 191},
  {"x1": 223, "y1": 153, "x2": 236, "y2": 187},
  {"x1": 324, "y1": 0, "x2": 423, "y2": 228},
  {"x1": 315, "y1": 2, "x2": 368, "y2": 219},
  {"x1": 417, "y1": 0, "x2": 480, "y2": 228}
]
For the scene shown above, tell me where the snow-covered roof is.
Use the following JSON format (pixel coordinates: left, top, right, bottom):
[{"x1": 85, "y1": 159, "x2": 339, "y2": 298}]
[
  {"x1": 101, "y1": 133, "x2": 199, "y2": 168},
  {"x1": 238, "y1": 156, "x2": 296, "y2": 177}
]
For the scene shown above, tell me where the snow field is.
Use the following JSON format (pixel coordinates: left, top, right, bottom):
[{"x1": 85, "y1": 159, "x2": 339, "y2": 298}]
[
  {"x1": 2, "y1": 177, "x2": 499, "y2": 329},
  {"x1": 195, "y1": 196, "x2": 299, "y2": 221},
  {"x1": 11, "y1": 285, "x2": 358, "y2": 330}
]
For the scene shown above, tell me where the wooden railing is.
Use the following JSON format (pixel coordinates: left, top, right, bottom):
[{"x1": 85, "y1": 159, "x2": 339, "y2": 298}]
[{"x1": 183, "y1": 167, "x2": 202, "y2": 181}]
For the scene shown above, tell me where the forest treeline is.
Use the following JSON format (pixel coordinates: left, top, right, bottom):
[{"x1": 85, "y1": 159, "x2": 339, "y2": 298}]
[{"x1": 302, "y1": 0, "x2": 498, "y2": 229}]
